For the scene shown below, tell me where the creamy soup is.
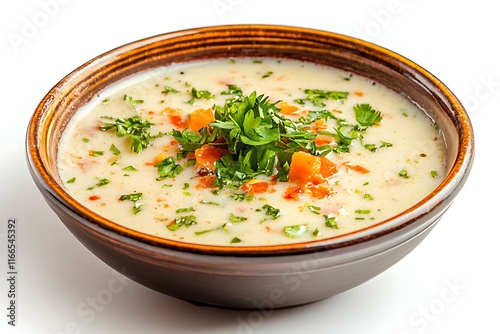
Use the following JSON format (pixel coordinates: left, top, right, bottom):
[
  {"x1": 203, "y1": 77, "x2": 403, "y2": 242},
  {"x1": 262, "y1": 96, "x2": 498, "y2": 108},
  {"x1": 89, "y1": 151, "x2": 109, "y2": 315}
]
[{"x1": 57, "y1": 58, "x2": 446, "y2": 246}]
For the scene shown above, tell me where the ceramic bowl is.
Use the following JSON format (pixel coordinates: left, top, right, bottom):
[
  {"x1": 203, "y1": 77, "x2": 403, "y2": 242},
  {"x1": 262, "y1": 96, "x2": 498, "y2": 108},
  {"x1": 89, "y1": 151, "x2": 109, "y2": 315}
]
[{"x1": 26, "y1": 25, "x2": 474, "y2": 309}]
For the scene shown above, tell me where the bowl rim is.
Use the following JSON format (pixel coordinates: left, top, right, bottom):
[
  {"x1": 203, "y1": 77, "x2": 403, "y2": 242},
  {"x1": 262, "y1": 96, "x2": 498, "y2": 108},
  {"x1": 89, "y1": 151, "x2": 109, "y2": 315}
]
[{"x1": 26, "y1": 24, "x2": 474, "y2": 256}]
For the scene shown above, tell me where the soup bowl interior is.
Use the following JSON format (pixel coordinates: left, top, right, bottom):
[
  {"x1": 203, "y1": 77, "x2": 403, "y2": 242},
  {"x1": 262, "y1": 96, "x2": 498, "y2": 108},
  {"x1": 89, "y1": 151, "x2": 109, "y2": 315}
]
[{"x1": 26, "y1": 24, "x2": 473, "y2": 309}]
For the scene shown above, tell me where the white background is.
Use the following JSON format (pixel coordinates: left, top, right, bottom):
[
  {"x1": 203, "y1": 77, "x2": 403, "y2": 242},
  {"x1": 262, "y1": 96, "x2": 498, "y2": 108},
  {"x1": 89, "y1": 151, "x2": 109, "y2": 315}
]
[{"x1": 0, "y1": 0, "x2": 496, "y2": 333}]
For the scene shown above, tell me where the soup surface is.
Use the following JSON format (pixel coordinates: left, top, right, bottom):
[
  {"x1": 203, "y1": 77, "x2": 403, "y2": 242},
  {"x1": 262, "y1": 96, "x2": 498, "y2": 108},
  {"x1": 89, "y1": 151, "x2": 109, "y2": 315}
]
[{"x1": 58, "y1": 58, "x2": 446, "y2": 246}]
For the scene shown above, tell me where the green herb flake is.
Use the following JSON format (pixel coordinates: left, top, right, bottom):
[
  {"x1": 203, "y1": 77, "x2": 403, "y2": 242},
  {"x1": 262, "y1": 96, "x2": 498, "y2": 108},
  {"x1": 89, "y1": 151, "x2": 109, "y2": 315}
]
[
  {"x1": 262, "y1": 204, "x2": 281, "y2": 220},
  {"x1": 229, "y1": 213, "x2": 248, "y2": 223},
  {"x1": 119, "y1": 192, "x2": 143, "y2": 202},
  {"x1": 110, "y1": 144, "x2": 121, "y2": 156},
  {"x1": 364, "y1": 194, "x2": 374, "y2": 200},
  {"x1": 399, "y1": 170, "x2": 410, "y2": 179},
  {"x1": 123, "y1": 94, "x2": 144, "y2": 109},
  {"x1": 200, "y1": 200, "x2": 219, "y2": 206},
  {"x1": 167, "y1": 215, "x2": 197, "y2": 231},
  {"x1": 88, "y1": 178, "x2": 110, "y2": 190},
  {"x1": 355, "y1": 209, "x2": 371, "y2": 214},
  {"x1": 324, "y1": 215, "x2": 338, "y2": 229},
  {"x1": 66, "y1": 177, "x2": 76, "y2": 184},
  {"x1": 82, "y1": 138, "x2": 90, "y2": 143},
  {"x1": 354, "y1": 104, "x2": 382, "y2": 128},
  {"x1": 100, "y1": 115, "x2": 161, "y2": 153},
  {"x1": 188, "y1": 87, "x2": 215, "y2": 104},
  {"x1": 262, "y1": 71, "x2": 273, "y2": 78},
  {"x1": 230, "y1": 237, "x2": 242, "y2": 244},
  {"x1": 283, "y1": 224, "x2": 308, "y2": 238},
  {"x1": 294, "y1": 89, "x2": 349, "y2": 108},
  {"x1": 155, "y1": 157, "x2": 183, "y2": 180},
  {"x1": 307, "y1": 204, "x2": 321, "y2": 215},
  {"x1": 119, "y1": 192, "x2": 143, "y2": 214},
  {"x1": 162, "y1": 86, "x2": 180, "y2": 95},
  {"x1": 122, "y1": 166, "x2": 137, "y2": 171},
  {"x1": 364, "y1": 143, "x2": 378, "y2": 152},
  {"x1": 132, "y1": 203, "x2": 143, "y2": 215},
  {"x1": 90, "y1": 150, "x2": 104, "y2": 157},
  {"x1": 176, "y1": 207, "x2": 195, "y2": 214},
  {"x1": 195, "y1": 229, "x2": 214, "y2": 236}
]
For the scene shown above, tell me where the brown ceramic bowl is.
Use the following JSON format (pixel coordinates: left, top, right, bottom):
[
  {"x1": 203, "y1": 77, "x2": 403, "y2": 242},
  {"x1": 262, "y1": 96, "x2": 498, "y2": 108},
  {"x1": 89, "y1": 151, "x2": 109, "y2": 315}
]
[{"x1": 26, "y1": 25, "x2": 474, "y2": 309}]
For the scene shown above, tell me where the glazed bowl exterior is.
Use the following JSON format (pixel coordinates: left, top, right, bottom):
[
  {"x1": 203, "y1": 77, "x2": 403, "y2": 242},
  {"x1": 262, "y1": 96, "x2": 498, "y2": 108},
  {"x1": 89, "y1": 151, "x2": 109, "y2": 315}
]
[{"x1": 26, "y1": 25, "x2": 474, "y2": 309}]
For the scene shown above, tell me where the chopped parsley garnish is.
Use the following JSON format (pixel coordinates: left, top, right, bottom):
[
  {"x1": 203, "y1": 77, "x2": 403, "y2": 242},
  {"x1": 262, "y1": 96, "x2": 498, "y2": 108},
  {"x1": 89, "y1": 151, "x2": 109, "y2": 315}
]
[
  {"x1": 294, "y1": 89, "x2": 349, "y2": 107},
  {"x1": 176, "y1": 207, "x2": 195, "y2": 213},
  {"x1": 100, "y1": 115, "x2": 162, "y2": 153},
  {"x1": 221, "y1": 84, "x2": 243, "y2": 96},
  {"x1": 364, "y1": 194, "x2": 374, "y2": 200},
  {"x1": 324, "y1": 215, "x2": 338, "y2": 229},
  {"x1": 230, "y1": 237, "x2": 242, "y2": 244},
  {"x1": 229, "y1": 213, "x2": 248, "y2": 223},
  {"x1": 110, "y1": 144, "x2": 121, "y2": 156},
  {"x1": 162, "y1": 86, "x2": 180, "y2": 94},
  {"x1": 188, "y1": 87, "x2": 215, "y2": 104},
  {"x1": 307, "y1": 204, "x2": 321, "y2": 215},
  {"x1": 123, "y1": 94, "x2": 144, "y2": 109},
  {"x1": 354, "y1": 103, "x2": 382, "y2": 128},
  {"x1": 283, "y1": 224, "x2": 308, "y2": 238},
  {"x1": 66, "y1": 177, "x2": 76, "y2": 184},
  {"x1": 119, "y1": 192, "x2": 143, "y2": 214},
  {"x1": 431, "y1": 170, "x2": 438, "y2": 178},
  {"x1": 262, "y1": 204, "x2": 281, "y2": 220},
  {"x1": 262, "y1": 71, "x2": 273, "y2": 78},
  {"x1": 167, "y1": 215, "x2": 197, "y2": 231},
  {"x1": 399, "y1": 170, "x2": 410, "y2": 179},
  {"x1": 87, "y1": 178, "x2": 110, "y2": 190},
  {"x1": 154, "y1": 157, "x2": 183, "y2": 180}
]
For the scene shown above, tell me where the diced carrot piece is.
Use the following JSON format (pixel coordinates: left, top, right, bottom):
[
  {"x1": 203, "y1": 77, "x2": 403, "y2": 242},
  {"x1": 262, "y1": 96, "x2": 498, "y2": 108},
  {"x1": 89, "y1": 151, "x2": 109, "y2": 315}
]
[
  {"x1": 162, "y1": 107, "x2": 186, "y2": 128},
  {"x1": 288, "y1": 151, "x2": 323, "y2": 185},
  {"x1": 319, "y1": 156, "x2": 338, "y2": 178},
  {"x1": 196, "y1": 175, "x2": 217, "y2": 189},
  {"x1": 241, "y1": 180, "x2": 269, "y2": 194},
  {"x1": 289, "y1": 151, "x2": 338, "y2": 187},
  {"x1": 314, "y1": 135, "x2": 333, "y2": 146},
  {"x1": 309, "y1": 185, "x2": 334, "y2": 199},
  {"x1": 279, "y1": 102, "x2": 300, "y2": 115},
  {"x1": 354, "y1": 91, "x2": 364, "y2": 97},
  {"x1": 194, "y1": 144, "x2": 228, "y2": 173},
  {"x1": 283, "y1": 186, "x2": 304, "y2": 200},
  {"x1": 312, "y1": 118, "x2": 328, "y2": 132},
  {"x1": 187, "y1": 108, "x2": 215, "y2": 132},
  {"x1": 346, "y1": 164, "x2": 370, "y2": 174}
]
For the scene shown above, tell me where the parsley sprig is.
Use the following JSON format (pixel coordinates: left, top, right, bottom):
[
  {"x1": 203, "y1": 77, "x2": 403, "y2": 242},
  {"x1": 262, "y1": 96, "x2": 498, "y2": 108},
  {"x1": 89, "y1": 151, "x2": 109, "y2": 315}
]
[{"x1": 172, "y1": 91, "x2": 383, "y2": 190}]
